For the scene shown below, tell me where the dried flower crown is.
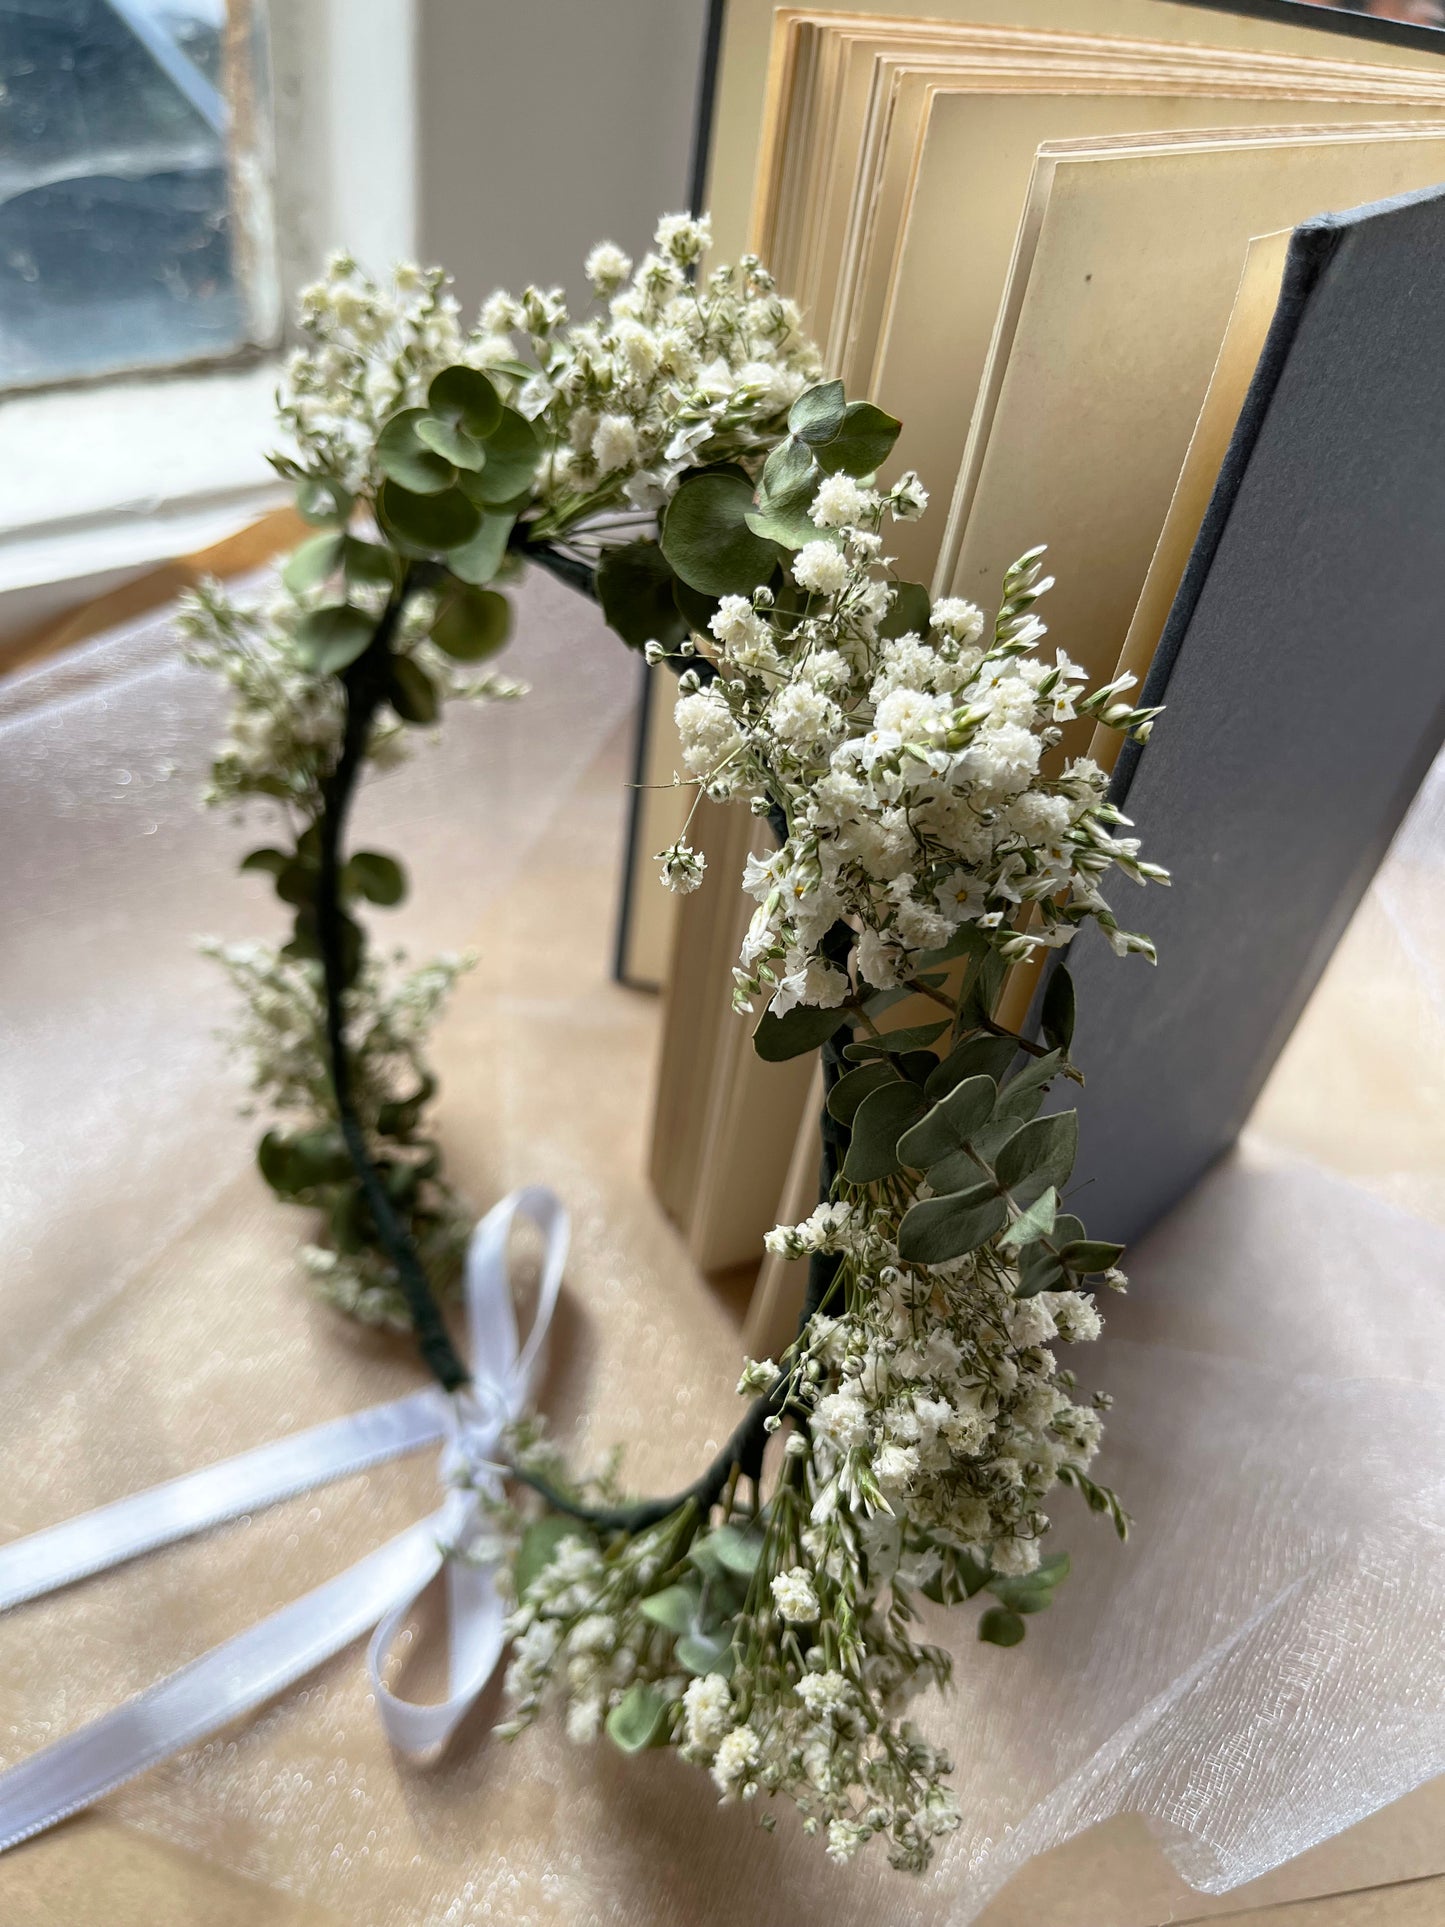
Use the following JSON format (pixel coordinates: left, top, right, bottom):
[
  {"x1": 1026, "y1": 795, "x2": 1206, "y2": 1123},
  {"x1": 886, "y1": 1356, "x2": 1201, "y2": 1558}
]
[{"x1": 186, "y1": 214, "x2": 1164, "y2": 1873}]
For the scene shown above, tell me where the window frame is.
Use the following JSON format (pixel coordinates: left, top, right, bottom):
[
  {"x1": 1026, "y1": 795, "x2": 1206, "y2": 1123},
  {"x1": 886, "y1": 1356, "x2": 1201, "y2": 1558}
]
[{"x1": 0, "y1": 0, "x2": 418, "y2": 634}]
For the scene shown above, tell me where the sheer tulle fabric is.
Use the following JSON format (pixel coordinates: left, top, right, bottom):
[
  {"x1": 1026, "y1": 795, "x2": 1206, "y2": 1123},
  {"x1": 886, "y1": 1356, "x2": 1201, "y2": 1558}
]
[{"x1": 1, "y1": 572, "x2": 1441, "y2": 1925}]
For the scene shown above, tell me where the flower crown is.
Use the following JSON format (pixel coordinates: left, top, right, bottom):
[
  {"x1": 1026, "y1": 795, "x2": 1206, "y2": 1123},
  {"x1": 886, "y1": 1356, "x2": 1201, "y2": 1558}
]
[{"x1": 186, "y1": 213, "x2": 1164, "y2": 1874}]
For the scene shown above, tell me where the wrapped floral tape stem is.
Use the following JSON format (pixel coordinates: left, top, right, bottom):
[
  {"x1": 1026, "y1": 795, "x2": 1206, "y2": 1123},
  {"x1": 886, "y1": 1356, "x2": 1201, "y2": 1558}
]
[{"x1": 312, "y1": 561, "x2": 470, "y2": 1391}]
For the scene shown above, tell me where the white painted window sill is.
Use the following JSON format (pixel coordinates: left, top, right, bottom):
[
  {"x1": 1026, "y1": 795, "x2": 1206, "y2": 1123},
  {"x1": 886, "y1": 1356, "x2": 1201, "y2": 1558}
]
[{"x1": 0, "y1": 363, "x2": 288, "y2": 636}]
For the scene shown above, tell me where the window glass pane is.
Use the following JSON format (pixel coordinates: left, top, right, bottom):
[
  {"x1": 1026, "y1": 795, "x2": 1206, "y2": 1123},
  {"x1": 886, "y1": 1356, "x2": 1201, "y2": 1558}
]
[{"x1": 0, "y1": 0, "x2": 275, "y2": 392}]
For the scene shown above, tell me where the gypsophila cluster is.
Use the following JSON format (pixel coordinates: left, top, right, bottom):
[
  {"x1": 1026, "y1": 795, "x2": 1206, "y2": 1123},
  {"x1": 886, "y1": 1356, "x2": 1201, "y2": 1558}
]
[
  {"x1": 201, "y1": 940, "x2": 476, "y2": 1324},
  {"x1": 496, "y1": 213, "x2": 824, "y2": 518},
  {"x1": 658, "y1": 488, "x2": 1166, "y2": 1014},
  {"x1": 183, "y1": 566, "x2": 519, "y2": 1322},
  {"x1": 501, "y1": 462, "x2": 1159, "y2": 1872},
  {"x1": 277, "y1": 214, "x2": 822, "y2": 531}
]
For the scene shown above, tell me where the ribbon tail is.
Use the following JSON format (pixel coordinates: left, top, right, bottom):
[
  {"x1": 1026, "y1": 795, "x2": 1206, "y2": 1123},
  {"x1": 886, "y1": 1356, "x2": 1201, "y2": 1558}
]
[
  {"x1": 0, "y1": 1517, "x2": 442, "y2": 1854},
  {"x1": 367, "y1": 1496, "x2": 508, "y2": 1756},
  {"x1": 0, "y1": 1389, "x2": 448, "y2": 1612}
]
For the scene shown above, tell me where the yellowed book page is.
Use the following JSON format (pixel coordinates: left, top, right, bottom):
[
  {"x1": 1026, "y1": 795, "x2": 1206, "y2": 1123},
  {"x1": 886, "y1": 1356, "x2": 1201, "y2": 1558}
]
[
  {"x1": 712, "y1": 0, "x2": 1445, "y2": 262},
  {"x1": 741, "y1": 1064, "x2": 823, "y2": 1359},
  {"x1": 647, "y1": 794, "x2": 759, "y2": 1225},
  {"x1": 688, "y1": 1012, "x2": 819, "y2": 1272},
  {"x1": 938, "y1": 123, "x2": 1445, "y2": 713},
  {"x1": 793, "y1": 24, "x2": 1445, "y2": 376},
  {"x1": 1087, "y1": 224, "x2": 1294, "y2": 779},
  {"x1": 784, "y1": 22, "x2": 1332, "y2": 353},
  {"x1": 872, "y1": 95, "x2": 1445, "y2": 589},
  {"x1": 840, "y1": 33, "x2": 1445, "y2": 380},
  {"x1": 617, "y1": 671, "x2": 690, "y2": 989}
]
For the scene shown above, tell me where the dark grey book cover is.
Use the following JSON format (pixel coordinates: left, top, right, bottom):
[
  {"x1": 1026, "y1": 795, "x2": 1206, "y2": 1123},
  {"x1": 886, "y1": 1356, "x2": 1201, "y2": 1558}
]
[{"x1": 1054, "y1": 180, "x2": 1445, "y2": 1244}]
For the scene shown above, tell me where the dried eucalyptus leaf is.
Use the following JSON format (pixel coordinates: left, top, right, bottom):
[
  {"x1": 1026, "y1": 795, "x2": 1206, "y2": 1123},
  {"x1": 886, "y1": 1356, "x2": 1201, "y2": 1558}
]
[
  {"x1": 843, "y1": 1081, "x2": 928, "y2": 1183},
  {"x1": 896, "y1": 1074, "x2": 999, "y2": 1168}
]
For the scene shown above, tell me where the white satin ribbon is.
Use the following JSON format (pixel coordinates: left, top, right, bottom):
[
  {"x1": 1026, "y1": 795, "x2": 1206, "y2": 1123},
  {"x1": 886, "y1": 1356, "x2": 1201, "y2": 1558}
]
[{"x1": 0, "y1": 1183, "x2": 567, "y2": 1853}]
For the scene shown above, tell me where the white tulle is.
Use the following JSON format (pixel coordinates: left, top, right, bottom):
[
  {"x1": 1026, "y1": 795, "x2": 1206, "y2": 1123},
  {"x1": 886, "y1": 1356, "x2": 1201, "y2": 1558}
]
[{"x1": 1, "y1": 569, "x2": 1441, "y2": 1920}]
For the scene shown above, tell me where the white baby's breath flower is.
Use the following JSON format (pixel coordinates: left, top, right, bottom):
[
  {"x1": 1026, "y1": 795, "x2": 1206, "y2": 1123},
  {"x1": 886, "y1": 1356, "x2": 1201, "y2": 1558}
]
[
  {"x1": 792, "y1": 541, "x2": 850, "y2": 596},
  {"x1": 682, "y1": 1674, "x2": 734, "y2": 1751},
  {"x1": 709, "y1": 1722, "x2": 760, "y2": 1797},
  {"x1": 771, "y1": 1566, "x2": 821, "y2": 1623},
  {"x1": 930, "y1": 596, "x2": 986, "y2": 644},
  {"x1": 592, "y1": 413, "x2": 640, "y2": 474},
  {"x1": 656, "y1": 839, "x2": 706, "y2": 894},
  {"x1": 737, "y1": 1356, "x2": 779, "y2": 1395},
  {"x1": 584, "y1": 240, "x2": 632, "y2": 294},
  {"x1": 889, "y1": 470, "x2": 929, "y2": 520},
  {"x1": 810, "y1": 472, "x2": 872, "y2": 528}
]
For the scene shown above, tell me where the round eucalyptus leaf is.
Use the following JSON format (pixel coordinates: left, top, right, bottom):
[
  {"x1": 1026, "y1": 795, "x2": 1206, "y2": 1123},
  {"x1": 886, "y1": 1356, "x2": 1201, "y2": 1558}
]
[
  {"x1": 445, "y1": 510, "x2": 515, "y2": 586},
  {"x1": 376, "y1": 408, "x2": 456, "y2": 494},
  {"x1": 428, "y1": 363, "x2": 503, "y2": 439},
  {"x1": 994, "y1": 1109, "x2": 1078, "y2": 1200},
  {"x1": 815, "y1": 400, "x2": 902, "y2": 478},
  {"x1": 896, "y1": 1074, "x2": 999, "y2": 1169},
  {"x1": 292, "y1": 603, "x2": 375, "y2": 676},
  {"x1": 606, "y1": 1682, "x2": 667, "y2": 1754},
  {"x1": 431, "y1": 584, "x2": 511, "y2": 661},
  {"x1": 345, "y1": 850, "x2": 407, "y2": 906},
  {"x1": 376, "y1": 480, "x2": 482, "y2": 556},
  {"x1": 842, "y1": 1081, "x2": 928, "y2": 1184},
  {"x1": 662, "y1": 469, "x2": 781, "y2": 597},
  {"x1": 342, "y1": 537, "x2": 402, "y2": 590},
  {"x1": 675, "y1": 1630, "x2": 735, "y2": 1679},
  {"x1": 457, "y1": 407, "x2": 540, "y2": 504},
  {"x1": 289, "y1": 1125, "x2": 354, "y2": 1186},
  {"x1": 239, "y1": 847, "x2": 289, "y2": 877},
  {"x1": 753, "y1": 999, "x2": 851, "y2": 1062},
  {"x1": 295, "y1": 476, "x2": 353, "y2": 526},
  {"x1": 515, "y1": 1515, "x2": 590, "y2": 1600},
  {"x1": 978, "y1": 1607, "x2": 1027, "y2": 1648},
  {"x1": 925, "y1": 1034, "x2": 1019, "y2": 1101},
  {"x1": 281, "y1": 531, "x2": 344, "y2": 594},
  {"x1": 788, "y1": 379, "x2": 846, "y2": 445},
  {"x1": 1058, "y1": 1237, "x2": 1126, "y2": 1276},
  {"x1": 710, "y1": 1524, "x2": 765, "y2": 1576},
  {"x1": 595, "y1": 538, "x2": 689, "y2": 651},
  {"x1": 275, "y1": 858, "x2": 317, "y2": 907},
  {"x1": 415, "y1": 414, "x2": 486, "y2": 471},
  {"x1": 759, "y1": 433, "x2": 819, "y2": 510},
  {"x1": 897, "y1": 1190, "x2": 1008, "y2": 1265},
  {"x1": 844, "y1": 1020, "x2": 949, "y2": 1060},
  {"x1": 1041, "y1": 961, "x2": 1077, "y2": 1054},
  {"x1": 387, "y1": 654, "x2": 440, "y2": 725},
  {"x1": 672, "y1": 576, "x2": 721, "y2": 637},
  {"x1": 639, "y1": 1584, "x2": 701, "y2": 1635},
  {"x1": 825, "y1": 1059, "x2": 898, "y2": 1125},
  {"x1": 745, "y1": 499, "x2": 821, "y2": 552},
  {"x1": 257, "y1": 1130, "x2": 302, "y2": 1196}
]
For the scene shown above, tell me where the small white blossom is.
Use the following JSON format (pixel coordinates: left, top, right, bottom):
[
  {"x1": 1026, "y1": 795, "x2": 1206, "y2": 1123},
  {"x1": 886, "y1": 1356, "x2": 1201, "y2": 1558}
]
[
  {"x1": 792, "y1": 540, "x2": 851, "y2": 596},
  {"x1": 584, "y1": 240, "x2": 632, "y2": 294},
  {"x1": 710, "y1": 1722, "x2": 761, "y2": 1796},
  {"x1": 592, "y1": 413, "x2": 640, "y2": 474},
  {"x1": 771, "y1": 1566, "x2": 821, "y2": 1623},
  {"x1": 656, "y1": 839, "x2": 706, "y2": 894},
  {"x1": 810, "y1": 473, "x2": 873, "y2": 528},
  {"x1": 682, "y1": 1674, "x2": 734, "y2": 1751}
]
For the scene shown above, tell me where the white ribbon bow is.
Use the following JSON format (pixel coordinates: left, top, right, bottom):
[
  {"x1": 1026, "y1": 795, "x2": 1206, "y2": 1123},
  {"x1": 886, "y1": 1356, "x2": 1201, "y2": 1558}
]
[{"x1": 0, "y1": 1184, "x2": 567, "y2": 1853}]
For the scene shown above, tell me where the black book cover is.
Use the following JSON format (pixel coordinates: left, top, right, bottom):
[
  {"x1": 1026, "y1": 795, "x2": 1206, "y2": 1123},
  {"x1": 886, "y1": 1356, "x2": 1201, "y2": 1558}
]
[{"x1": 1055, "y1": 181, "x2": 1445, "y2": 1244}]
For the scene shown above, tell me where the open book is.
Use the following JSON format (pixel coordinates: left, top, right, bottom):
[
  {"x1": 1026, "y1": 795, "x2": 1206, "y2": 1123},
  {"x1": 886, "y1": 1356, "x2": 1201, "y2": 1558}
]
[{"x1": 632, "y1": 0, "x2": 1445, "y2": 1296}]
